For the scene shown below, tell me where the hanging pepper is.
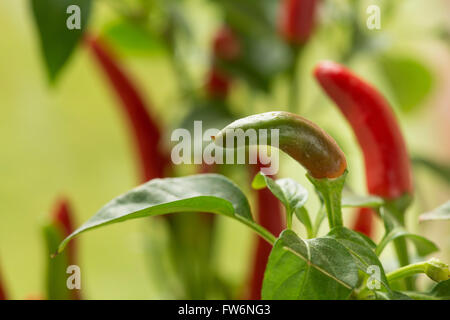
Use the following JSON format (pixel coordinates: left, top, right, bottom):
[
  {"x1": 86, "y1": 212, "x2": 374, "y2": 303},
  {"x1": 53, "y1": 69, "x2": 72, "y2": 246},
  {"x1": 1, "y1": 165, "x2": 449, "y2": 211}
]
[
  {"x1": 314, "y1": 61, "x2": 413, "y2": 235},
  {"x1": 85, "y1": 35, "x2": 168, "y2": 182},
  {"x1": 50, "y1": 198, "x2": 81, "y2": 300},
  {"x1": 0, "y1": 267, "x2": 6, "y2": 300},
  {"x1": 206, "y1": 27, "x2": 240, "y2": 99},
  {"x1": 279, "y1": 0, "x2": 319, "y2": 45},
  {"x1": 215, "y1": 111, "x2": 348, "y2": 179}
]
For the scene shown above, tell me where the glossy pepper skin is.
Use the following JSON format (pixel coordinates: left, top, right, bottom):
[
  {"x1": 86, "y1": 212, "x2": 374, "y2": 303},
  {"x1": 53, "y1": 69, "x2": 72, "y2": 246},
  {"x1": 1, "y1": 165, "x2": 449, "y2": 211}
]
[
  {"x1": 279, "y1": 0, "x2": 318, "y2": 45},
  {"x1": 314, "y1": 61, "x2": 412, "y2": 198},
  {"x1": 314, "y1": 61, "x2": 413, "y2": 237},
  {"x1": 86, "y1": 35, "x2": 168, "y2": 182},
  {"x1": 215, "y1": 111, "x2": 347, "y2": 179}
]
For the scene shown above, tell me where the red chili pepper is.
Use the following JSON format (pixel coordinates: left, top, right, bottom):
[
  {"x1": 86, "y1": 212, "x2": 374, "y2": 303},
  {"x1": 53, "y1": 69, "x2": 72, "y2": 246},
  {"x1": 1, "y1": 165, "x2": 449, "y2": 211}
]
[
  {"x1": 0, "y1": 267, "x2": 7, "y2": 300},
  {"x1": 352, "y1": 207, "x2": 374, "y2": 238},
  {"x1": 314, "y1": 61, "x2": 413, "y2": 235},
  {"x1": 51, "y1": 198, "x2": 81, "y2": 300},
  {"x1": 212, "y1": 26, "x2": 241, "y2": 61},
  {"x1": 206, "y1": 27, "x2": 240, "y2": 99},
  {"x1": 205, "y1": 67, "x2": 232, "y2": 99},
  {"x1": 85, "y1": 35, "x2": 168, "y2": 182},
  {"x1": 279, "y1": 0, "x2": 319, "y2": 45},
  {"x1": 52, "y1": 198, "x2": 76, "y2": 265}
]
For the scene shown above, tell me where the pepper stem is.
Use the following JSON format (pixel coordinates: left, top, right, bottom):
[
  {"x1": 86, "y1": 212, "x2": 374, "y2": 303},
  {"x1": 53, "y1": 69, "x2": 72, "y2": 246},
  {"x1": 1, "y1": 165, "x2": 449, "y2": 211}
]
[{"x1": 307, "y1": 171, "x2": 347, "y2": 229}]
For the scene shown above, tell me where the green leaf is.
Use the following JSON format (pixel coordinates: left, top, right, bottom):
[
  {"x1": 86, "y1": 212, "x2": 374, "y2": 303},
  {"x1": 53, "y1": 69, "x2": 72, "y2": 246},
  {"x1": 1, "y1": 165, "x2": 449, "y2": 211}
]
[
  {"x1": 420, "y1": 201, "x2": 450, "y2": 222},
  {"x1": 31, "y1": 0, "x2": 92, "y2": 82},
  {"x1": 252, "y1": 172, "x2": 308, "y2": 229},
  {"x1": 379, "y1": 55, "x2": 434, "y2": 113},
  {"x1": 429, "y1": 279, "x2": 450, "y2": 299},
  {"x1": 376, "y1": 227, "x2": 439, "y2": 257},
  {"x1": 262, "y1": 230, "x2": 359, "y2": 300},
  {"x1": 326, "y1": 227, "x2": 390, "y2": 291},
  {"x1": 307, "y1": 172, "x2": 347, "y2": 229},
  {"x1": 58, "y1": 174, "x2": 275, "y2": 253},
  {"x1": 342, "y1": 194, "x2": 384, "y2": 208},
  {"x1": 102, "y1": 20, "x2": 166, "y2": 56},
  {"x1": 43, "y1": 224, "x2": 71, "y2": 300}
]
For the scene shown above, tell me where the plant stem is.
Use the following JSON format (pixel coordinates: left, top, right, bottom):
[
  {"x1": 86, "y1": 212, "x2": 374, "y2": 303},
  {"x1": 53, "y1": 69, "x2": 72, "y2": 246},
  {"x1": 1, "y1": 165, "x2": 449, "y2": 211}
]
[
  {"x1": 386, "y1": 262, "x2": 427, "y2": 283},
  {"x1": 235, "y1": 216, "x2": 276, "y2": 245}
]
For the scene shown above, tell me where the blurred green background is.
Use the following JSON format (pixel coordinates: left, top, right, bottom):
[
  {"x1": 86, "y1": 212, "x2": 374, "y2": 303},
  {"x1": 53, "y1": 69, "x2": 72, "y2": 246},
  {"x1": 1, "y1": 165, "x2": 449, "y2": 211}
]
[{"x1": 0, "y1": 0, "x2": 449, "y2": 299}]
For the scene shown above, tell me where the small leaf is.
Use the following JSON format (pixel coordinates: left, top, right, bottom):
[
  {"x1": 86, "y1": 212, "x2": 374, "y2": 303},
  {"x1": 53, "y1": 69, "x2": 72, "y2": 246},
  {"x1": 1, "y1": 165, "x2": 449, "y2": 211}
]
[
  {"x1": 102, "y1": 21, "x2": 166, "y2": 56},
  {"x1": 58, "y1": 174, "x2": 275, "y2": 253},
  {"x1": 429, "y1": 279, "x2": 450, "y2": 299},
  {"x1": 262, "y1": 230, "x2": 359, "y2": 300},
  {"x1": 31, "y1": 0, "x2": 92, "y2": 82},
  {"x1": 342, "y1": 194, "x2": 384, "y2": 208},
  {"x1": 252, "y1": 172, "x2": 309, "y2": 230},
  {"x1": 376, "y1": 227, "x2": 439, "y2": 257},
  {"x1": 420, "y1": 201, "x2": 450, "y2": 222},
  {"x1": 379, "y1": 55, "x2": 434, "y2": 113},
  {"x1": 252, "y1": 172, "x2": 308, "y2": 214}
]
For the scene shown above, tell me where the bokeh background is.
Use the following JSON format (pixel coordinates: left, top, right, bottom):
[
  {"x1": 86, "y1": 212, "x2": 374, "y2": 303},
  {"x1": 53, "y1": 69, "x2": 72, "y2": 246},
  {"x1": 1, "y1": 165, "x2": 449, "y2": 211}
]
[{"x1": 0, "y1": 0, "x2": 449, "y2": 299}]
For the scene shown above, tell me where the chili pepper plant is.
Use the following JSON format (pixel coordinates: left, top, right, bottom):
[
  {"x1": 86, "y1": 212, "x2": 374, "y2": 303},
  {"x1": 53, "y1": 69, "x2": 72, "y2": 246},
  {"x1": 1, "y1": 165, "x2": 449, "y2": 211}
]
[
  {"x1": 2, "y1": 0, "x2": 449, "y2": 300},
  {"x1": 55, "y1": 107, "x2": 450, "y2": 299}
]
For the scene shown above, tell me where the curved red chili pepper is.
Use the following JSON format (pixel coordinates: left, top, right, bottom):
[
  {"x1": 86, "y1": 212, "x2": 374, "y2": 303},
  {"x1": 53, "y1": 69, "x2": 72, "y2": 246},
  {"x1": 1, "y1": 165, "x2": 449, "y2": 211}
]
[
  {"x1": 314, "y1": 61, "x2": 413, "y2": 235},
  {"x1": 85, "y1": 34, "x2": 168, "y2": 182},
  {"x1": 279, "y1": 0, "x2": 319, "y2": 45},
  {"x1": 0, "y1": 267, "x2": 7, "y2": 300}
]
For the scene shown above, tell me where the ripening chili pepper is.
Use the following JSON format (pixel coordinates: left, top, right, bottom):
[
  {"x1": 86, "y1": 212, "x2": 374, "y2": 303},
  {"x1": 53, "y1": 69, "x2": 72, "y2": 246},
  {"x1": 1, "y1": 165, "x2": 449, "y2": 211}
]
[
  {"x1": 352, "y1": 207, "x2": 374, "y2": 238},
  {"x1": 206, "y1": 27, "x2": 239, "y2": 99},
  {"x1": 314, "y1": 61, "x2": 413, "y2": 237},
  {"x1": 215, "y1": 111, "x2": 347, "y2": 179},
  {"x1": 205, "y1": 67, "x2": 232, "y2": 99},
  {"x1": 51, "y1": 198, "x2": 81, "y2": 300},
  {"x1": 0, "y1": 266, "x2": 7, "y2": 300},
  {"x1": 212, "y1": 26, "x2": 241, "y2": 61},
  {"x1": 52, "y1": 198, "x2": 76, "y2": 266},
  {"x1": 279, "y1": 0, "x2": 319, "y2": 45},
  {"x1": 85, "y1": 34, "x2": 168, "y2": 182}
]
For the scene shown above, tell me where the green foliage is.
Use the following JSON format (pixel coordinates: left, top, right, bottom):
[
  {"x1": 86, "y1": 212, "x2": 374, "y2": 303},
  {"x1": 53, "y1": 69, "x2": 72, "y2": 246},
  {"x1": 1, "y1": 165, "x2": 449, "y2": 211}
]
[
  {"x1": 30, "y1": 0, "x2": 92, "y2": 82},
  {"x1": 58, "y1": 174, "x2": 275, "y2": 253},
  {"x1": 252, "y1": 172, "x2": 309, "y2": 230},
  {"x1": 376, "y1": 226, "x2": 439, "y2": 257},
  {"x1": 262, "y1": 230, "x2": 359, "y2": 300}
]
